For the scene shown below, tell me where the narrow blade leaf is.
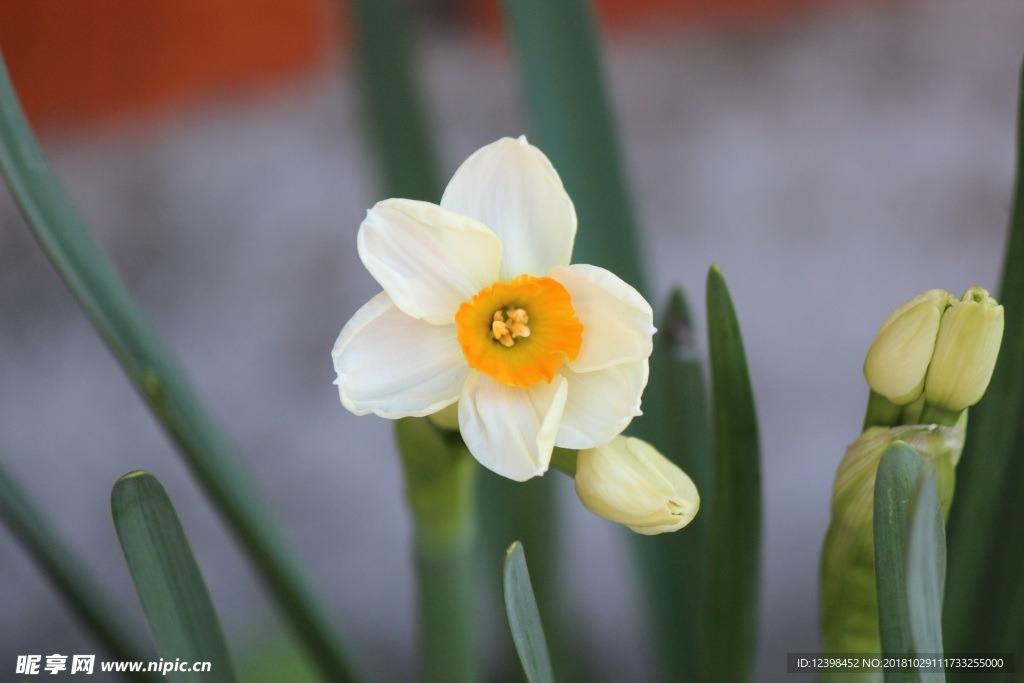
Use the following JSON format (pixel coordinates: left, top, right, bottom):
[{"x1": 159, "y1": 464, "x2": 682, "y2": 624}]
[
  {"x1": 500, "y1": 5, "x2": 647, "y2": 678},
  {"x1": 477, "y1": 470, "x2": 567, "y2": 682},
  {"x1": 111, "y1": 472, "x2": 236, "y2": 683},
  {"x1": 705, "y1": 265, "x2": 762, "y2": 682},
  {"x1": 501, "y1": 0, "x2": 645, "y2": 292},
  {"x1": 0, "y1": 457, "x2": 156, "y2": 681},
  {"x1": 349, "y1": 0, "x2": 441, "y2": 202},
  {"x1": 945, "y1": 59, "x2": 1024, "y2": 665},
  {"x1": 906, "y1": 470, "x2": 946, "y2": 679},
  {"x1": 503, "y1": 542, "x2": 554, "y2": 683},
  {"x1": 631, "y1": 287, "x2": 712, "y2": 681},
  {"x1": 874, "y1": 442, "x2": 925, "y2": 669},
  {"x1": 0, "y1": 47, "x2": 358, "y2": 682}
]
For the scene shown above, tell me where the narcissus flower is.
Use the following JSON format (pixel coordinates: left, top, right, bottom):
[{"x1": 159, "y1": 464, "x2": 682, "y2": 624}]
[
  {"x1": 333, "y1": 137, "x2": 655, "y2": 481},
  {"x1": 575, "y1": 436, "x2": 699, "y2": 535}
]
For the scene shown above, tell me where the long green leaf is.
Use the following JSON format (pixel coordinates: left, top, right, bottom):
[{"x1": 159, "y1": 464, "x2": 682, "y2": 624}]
[
  {"x1": 502, "y1": 542, "x2": 555, "y2": 683},
  {"x1": 0, "y1": 47, "x2": 358, "y2": 683},
  {"x1": 476, "y1": 470, "x2": 565, "y2": 682},
  {"x1": 500, "y1": 0, "x2": 645, "y2": 291},
  {"x1": 500, "y1": 4, "x2": 650, "y2": 680},
  {"x1": 631, "y1": 287, "x2": 712, "y2": 681},
  {"x1": 111, "y1": 472, "x2": 236, "y2": 683},
  {"x1": 346, "y1": 3, "x2": 492, "y2": 680},
  {"x1": 874, "y1": 445, "x2": 946, "y2": 683},
  {"x1": 705, "y1": 265, "x2": 762, "y2": 682},
  {"x1": 0, "y1": 458, "x2": 156, "y2": 682},
  {"x1": 944, "y1": 60, "x2": 1024, "y2": 666},
  {"x1": 874, "y1": 443, "x2": 925, "y2": 675},
  {"x1": 349, "y1": 0, "x2": 441, "y2": 202},
  {"x1": 906, "y1": 469, "x2": 945, "y2": 680}
]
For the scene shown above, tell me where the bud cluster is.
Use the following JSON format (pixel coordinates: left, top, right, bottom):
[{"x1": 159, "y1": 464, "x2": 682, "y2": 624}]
[{"x1": 863, "y1": 287, "x2": 1003, "y2": 415}]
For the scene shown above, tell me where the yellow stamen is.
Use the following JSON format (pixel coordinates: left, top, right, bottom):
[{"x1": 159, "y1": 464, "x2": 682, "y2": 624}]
[
  {"x1": 491, "y1": 308, "x2": 531, "y2": 347},
  {"x1": 456, "y1": 275, "x2": 583, "y2": 387}
]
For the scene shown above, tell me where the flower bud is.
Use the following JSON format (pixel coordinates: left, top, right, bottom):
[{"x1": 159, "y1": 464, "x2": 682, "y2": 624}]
[
  {"x1": 574, "y1": 436, "x2": 699, "y2": 535},
  {"x1": 863, "y1": 289, "x2": 954, "y2": 405},
  {"x1": 924, "y1": 286, "x2": 1004, "y2": 412}
]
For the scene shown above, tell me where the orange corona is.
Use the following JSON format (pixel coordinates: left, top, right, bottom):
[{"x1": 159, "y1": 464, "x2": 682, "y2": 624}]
[{"x1": 455, "y1": 275, "x2": 583, "y2": 388}]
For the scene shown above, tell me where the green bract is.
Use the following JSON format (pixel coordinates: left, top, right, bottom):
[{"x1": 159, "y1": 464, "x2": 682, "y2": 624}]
[{"x1": 821, "y1": 424, "x2": 963, "y2": 659}]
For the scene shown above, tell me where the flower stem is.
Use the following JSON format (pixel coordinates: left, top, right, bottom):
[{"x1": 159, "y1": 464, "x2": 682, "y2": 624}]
[
  {"x1": 549, "y1": 447, "x2": 578, "y2": 477},
  {"x1": 918, "y1": 403, "x2": 963, "y2": 428},
  {"x1": 396, "y1": 419, "x2": 479, "y2": 683},
  {"x1": 863, "y1": 390, "x2": 904, "y2": 430},
  {"x1": 415, "y1": 530, "x2": 477, "y2": 683}
]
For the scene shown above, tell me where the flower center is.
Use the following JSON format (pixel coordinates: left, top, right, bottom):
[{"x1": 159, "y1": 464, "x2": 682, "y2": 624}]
[
  {"x1": 492, "y1": 307, "x2": 530, "y2": 347},
  {"x1": 455, "y1": 274, "x2": 583, "y2": 388}
]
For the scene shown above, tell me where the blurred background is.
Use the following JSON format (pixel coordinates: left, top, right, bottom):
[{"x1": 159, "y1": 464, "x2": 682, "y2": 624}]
[{"x1": 1, "y1": 0, "x2": 1021, "y2": 679}]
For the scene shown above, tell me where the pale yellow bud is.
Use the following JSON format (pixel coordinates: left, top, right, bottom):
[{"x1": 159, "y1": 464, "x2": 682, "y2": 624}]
[
  {"x1": 863, "y1": 289, "x2": 954, "y2": 404},
  {"x1": 574, "y1": 436, "x2": 699, "y2": 535},
  {"x1": 924, "y1": 287, "x2": 1004, "y2": 412}
]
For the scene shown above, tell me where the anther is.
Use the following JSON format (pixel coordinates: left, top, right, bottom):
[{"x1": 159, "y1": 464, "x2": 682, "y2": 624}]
[{"x1": 491, "y1": 308, "x2": 531, "y2": 347}]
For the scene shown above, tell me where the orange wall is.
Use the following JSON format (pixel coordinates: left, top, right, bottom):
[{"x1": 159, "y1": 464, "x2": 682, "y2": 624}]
[
  {"x1": 469, "y1": 0, "x2": 844, "y2": 34},
  {"x1": 0, "y1": 0, "x2": 335, "y2": 126},
  {"x1": 0, "y1": 0, "x2": 848, "y2": 128}
]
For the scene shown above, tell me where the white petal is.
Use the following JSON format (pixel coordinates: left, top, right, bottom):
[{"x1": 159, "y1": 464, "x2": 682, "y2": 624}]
[
  {"x1": 458, "y1": 372, "x2": 568, "y2": 482},
  {"x1": 358, "y1": 199, "x2": 502, "y2": 324},
  {"x1": 333, "y1": 293, "x2": 469, "y2": 417},
  {"x1": 441, "y1": 136, "x2": 576, "y2": 281},
  {"x1": 548, "y1": 264, "x2": 655, "y2": 373},
  {"x1": 556, "y1": 360, "x2": 649, "y2": 450}
]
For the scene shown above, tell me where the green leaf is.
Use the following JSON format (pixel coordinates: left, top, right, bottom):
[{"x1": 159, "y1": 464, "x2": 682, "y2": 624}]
[
  {"x1": 237, "y1": 635, "x2": 319, "y2": 683},
  {"x1": 500, "y1": 5, "x2": 646, "y2": 679},
  {"x1": 653, "y1": 289, "x2": 713, "y2": 491},
  {"x1": 111, "y1": 472, "x2": 237, "y2": 683},
  {"x1": 503, "y1": 542, "x2": 555, "y2": 683},
  {"x1": 906, "y1": 469, "x2": 945, "y2": 677},
  {"x1": 630, "y1": 287, "x2": 712, "y2": 681},
  {"x1": 874, "y1": 443, "x2": 925, "y2": 670},
  {"x1": 945, "y1": 59, "x2": 1024, "y2": 664},
  {"x1": 349, "y1": 0, "x2": 441, "y2": 202},
  {"x1": 0, "y1": 457, "x2": 156, "y2": 681},
  {"x1": 0, "y1": 48, "x2": 359, "y2": 683},
  {"x1": 500, "y1": 0, "x2": 646, "y2": 293},
  {"x1": 477, "y1": 471, "x2": 567, "y2": 683},
  {"x1": 874, "y1": 445, "x2": 946, "y2": 683},
  {"x1": 704, "y1": 266, "x2": 762, "y2": 682}
]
